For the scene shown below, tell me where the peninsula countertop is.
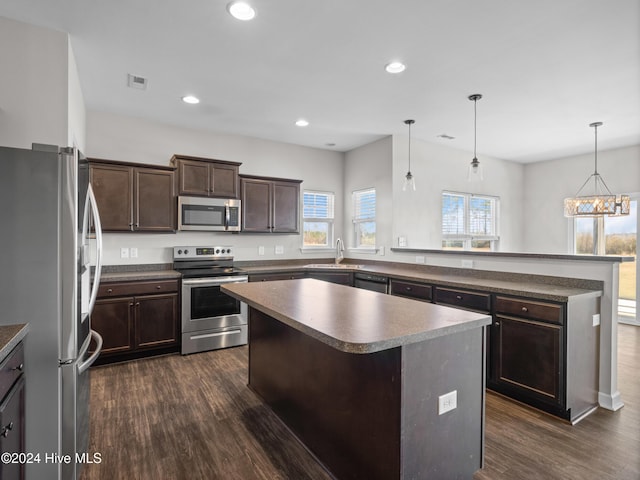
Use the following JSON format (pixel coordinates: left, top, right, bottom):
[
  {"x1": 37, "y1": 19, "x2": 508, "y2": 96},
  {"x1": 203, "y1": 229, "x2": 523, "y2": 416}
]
[{"x1": 222, "y1": 278, "x2": 491, "y2": 354}]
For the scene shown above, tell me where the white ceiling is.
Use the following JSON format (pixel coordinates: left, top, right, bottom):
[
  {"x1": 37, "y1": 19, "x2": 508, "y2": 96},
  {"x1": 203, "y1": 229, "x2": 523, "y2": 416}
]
[{"x1": 1, "y1": 0, "x2": 639, "y2": 163}]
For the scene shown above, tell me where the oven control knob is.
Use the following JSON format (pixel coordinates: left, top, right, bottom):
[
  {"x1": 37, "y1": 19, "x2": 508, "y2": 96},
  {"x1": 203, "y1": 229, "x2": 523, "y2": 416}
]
[
  {"x1": 184, "y1": 249, "x2": 189, "y2": 255},
  {"x1": 226, "y1": 248, "x2": 231, "y2": 254},
  {"x1": 215, "y1": 248, "x2": 220, "y2": 254},
  {"x1": 177, "y1": 249, "x2": 182, "y2": 255}
]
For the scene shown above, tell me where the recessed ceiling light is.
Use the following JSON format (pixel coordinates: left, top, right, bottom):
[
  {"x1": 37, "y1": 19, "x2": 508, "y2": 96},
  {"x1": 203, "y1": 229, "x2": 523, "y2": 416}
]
[
  {"x1": 295, "y1": 119, "x2": 309, "y2": 127},
  {"x1": 182, "y1": 95, "x2": 200, "y2": 104},
  {"x1": 385, "y1": 62, "x2": 406, "y2": 74},
  {"x1": 227, "y1": 2, "x2": 256, "y2": 21}
]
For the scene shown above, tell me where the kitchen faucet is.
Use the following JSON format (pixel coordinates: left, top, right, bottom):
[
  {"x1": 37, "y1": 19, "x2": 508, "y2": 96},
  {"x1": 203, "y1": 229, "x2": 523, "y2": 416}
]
[{"x1": 335, "y1": 238, "x2": 344, "y2": 264}]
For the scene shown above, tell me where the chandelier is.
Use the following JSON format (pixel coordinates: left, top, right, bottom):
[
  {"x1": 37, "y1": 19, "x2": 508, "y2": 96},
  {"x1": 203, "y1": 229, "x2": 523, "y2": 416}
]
[{"x1": 564, "y1": 122, "x2": 630, "y2": 217}]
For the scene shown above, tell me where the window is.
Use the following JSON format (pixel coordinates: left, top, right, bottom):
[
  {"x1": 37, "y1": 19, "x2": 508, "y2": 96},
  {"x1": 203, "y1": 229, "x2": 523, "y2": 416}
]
[
  {"x1": 302, "y1": 190, "x2": 334, "y2": 247},
  {"x1": 574, "y1": 200, "x2": 637, "y2": 322},
  {"x1": 442, "y1": 191, "x2": 499, "y2": 251},
  {"x1": 353, "y1": 188, "x2": 376, "y2": 248}
]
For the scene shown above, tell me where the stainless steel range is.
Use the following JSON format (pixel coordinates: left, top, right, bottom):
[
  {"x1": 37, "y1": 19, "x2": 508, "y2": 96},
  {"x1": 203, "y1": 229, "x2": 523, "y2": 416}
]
[{"x1": 173, "y1": 246, "x2": 248, "y2": 354}]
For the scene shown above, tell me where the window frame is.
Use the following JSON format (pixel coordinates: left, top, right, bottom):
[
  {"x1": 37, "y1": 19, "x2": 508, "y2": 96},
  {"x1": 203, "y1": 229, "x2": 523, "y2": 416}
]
[
  {"x1": 302, "y1": 190, "x2": 335, "y2": 249},
  {"x1": 441, "y1": 191, "x2": 500, "y2": 251},
  {"x1": 352, "y1": 187, "x2": 376, "y2": 250}
]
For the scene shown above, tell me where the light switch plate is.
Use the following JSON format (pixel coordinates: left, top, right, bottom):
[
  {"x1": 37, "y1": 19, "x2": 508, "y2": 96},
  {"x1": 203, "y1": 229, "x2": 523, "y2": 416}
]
[
  {"x1": 120, "y1": 247, "x2": 129, "y2": 259},
  {"x1": 258, "y1": 246, "x2": 265, "y2": 256},
  {"x1": 275, "y1": 245, "x2": 284, "y2": 255},
  {"x1": 398, "y1": 236, "x2": 407, "y2": 247},
  {"x1": 130, "y1": 247, "x2": 138, "y2": 258},
  {"x1": 593, "y1": 314, "x2": 601, "y2": 326}
]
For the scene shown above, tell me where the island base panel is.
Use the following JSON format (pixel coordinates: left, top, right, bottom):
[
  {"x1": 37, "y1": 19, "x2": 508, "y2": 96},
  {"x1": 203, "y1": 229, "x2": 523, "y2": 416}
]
[
  {"x1": 248, "y1": 308, "x2": 401, "y2": 480},
  {"x1": 248, "y1": 307, "x2": 485, "y2": 479}
]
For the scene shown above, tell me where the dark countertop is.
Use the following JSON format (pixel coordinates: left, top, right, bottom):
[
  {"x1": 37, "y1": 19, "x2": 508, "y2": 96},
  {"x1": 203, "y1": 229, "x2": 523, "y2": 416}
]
[
  {"x1": 99, "y1": 269, "x2": 181, "y2": 283},
  {"x1": 223, "y1": 278, "x2": 492, "y2": 354},
  {"x1": 0, "y1": 324, "x2": 28, "y2": 361},
  {"x1": 98, "y1": 258, "x2": 603, "y2": 303},
  {"x1": 240, "y1": 262, "x2": 602, "y2": 303}
]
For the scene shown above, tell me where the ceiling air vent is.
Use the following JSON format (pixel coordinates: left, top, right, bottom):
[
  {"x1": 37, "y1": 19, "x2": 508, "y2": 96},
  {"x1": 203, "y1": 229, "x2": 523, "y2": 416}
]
[{"x1": 127, "y1": 74, "x2": 148, "y2": 90}]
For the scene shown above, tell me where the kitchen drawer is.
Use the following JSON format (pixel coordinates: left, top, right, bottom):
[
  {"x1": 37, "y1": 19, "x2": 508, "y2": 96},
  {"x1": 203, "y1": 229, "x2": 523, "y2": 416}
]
[
  {"x1": 249, "y1": 272, "x2": 306, "y2": 282},
  {"x1": 495, "y1": 296, "x2": 563, "y2": 325},
  {"x1": 434, "y1": 287, "x2": 491, "y2": 313},
  {"x1": 389, "y1": 279, "x2": 432, "y2": 302},
  {"x1": 98, "y1": 279, "x2": 179, "y2": 297},
  {"x1": 0, "y1": 343, "x2": 24, "y2": 400}
]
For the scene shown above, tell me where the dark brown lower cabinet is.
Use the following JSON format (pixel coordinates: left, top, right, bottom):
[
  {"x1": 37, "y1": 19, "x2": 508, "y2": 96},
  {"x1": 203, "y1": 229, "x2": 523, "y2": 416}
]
[
  {"x1": 91, "y1": 280, "x2": 179, "y2": 364},
  {"x1": 488, "y1": 294, "x2": 599, "y2": 422},
  {"x1": 494, "y1": 315, "x2": 562, "y2": 404},
  {"x1": 0, "y1": 343, "x2": 25, "y2": 480}
]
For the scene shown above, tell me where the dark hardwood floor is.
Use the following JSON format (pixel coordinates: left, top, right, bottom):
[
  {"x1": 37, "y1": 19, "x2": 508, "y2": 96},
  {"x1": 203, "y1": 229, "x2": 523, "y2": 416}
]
[{"x1": 81, "y1": 324, "x2": 640, "y2": 480}]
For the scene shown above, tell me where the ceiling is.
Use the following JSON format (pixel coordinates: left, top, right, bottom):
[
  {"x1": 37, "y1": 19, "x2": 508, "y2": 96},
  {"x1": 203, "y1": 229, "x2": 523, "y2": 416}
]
[{"x1": 1, "y1": 0, "x2": 639, "y2": 163}]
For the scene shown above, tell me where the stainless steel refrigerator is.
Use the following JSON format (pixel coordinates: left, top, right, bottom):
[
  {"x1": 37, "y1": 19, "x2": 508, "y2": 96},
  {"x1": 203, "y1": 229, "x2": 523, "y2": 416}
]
[{"x1": 0, "y1": 144, "x2": 104, "y2": 479}]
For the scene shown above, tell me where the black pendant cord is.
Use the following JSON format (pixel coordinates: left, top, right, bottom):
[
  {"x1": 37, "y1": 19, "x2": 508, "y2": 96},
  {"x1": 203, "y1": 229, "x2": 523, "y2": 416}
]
[{"x1": 473, "y1": 97, "x2": 477, "y2": 159}]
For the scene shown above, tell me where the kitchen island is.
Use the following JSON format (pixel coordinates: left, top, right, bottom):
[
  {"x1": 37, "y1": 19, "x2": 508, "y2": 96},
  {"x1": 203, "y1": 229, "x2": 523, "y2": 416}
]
[{"x1": 222, "y1": 278, "x2": 492, "y2": 479}]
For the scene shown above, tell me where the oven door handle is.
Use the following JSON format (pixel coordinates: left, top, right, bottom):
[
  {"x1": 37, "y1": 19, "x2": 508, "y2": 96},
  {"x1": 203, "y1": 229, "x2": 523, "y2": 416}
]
[{"x1": 182, "y1": 276, "x2": 249, "y2": 286}]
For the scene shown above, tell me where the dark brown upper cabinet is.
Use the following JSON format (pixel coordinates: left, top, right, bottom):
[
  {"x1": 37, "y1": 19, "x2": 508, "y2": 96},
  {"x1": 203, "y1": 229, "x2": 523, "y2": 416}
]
[
  {"x1": 240, "y1": 175, "x2": 302, "y2": 233},
  {"x1": 89, "y1": 159, "x2": 176, "y2": 232},
  {"x1": 171, "y1": 155, "x2": 241, "y2": 198}
]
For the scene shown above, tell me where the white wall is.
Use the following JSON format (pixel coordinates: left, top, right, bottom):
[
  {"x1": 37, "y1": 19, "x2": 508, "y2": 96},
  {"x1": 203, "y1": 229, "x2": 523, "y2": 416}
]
[
  {"x1": 343, "y1": 136, "x2": 393, "y2": 260},
  {"x1": 523, "y1": 144, "x2": 640, "y2": 253},
  {"x1": 0, "y1": 16, "x2": 68, "y2": 148},
  {"x1": 391, "y1": 135, "x2": 525, "y2": 253},
  {"x1": 86, "y1": 111, "x2": 345, "y2": 264}
]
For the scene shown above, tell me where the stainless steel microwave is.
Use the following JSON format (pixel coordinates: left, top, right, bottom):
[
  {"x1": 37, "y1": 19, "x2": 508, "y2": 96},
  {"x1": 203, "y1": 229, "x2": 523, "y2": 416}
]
[{"x1": 177, "y1": 196, "x2": 241, "y2": 232}]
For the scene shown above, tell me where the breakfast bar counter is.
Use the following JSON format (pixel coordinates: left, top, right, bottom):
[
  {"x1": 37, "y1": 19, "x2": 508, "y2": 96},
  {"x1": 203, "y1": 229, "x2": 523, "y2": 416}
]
[{"x1": 223, "y1": 278, "x2": 492, "y2": 479}]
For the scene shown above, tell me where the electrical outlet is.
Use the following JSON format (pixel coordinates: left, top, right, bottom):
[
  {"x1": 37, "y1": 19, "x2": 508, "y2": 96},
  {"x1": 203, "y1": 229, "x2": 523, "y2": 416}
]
[
  {"x1": 415, "y1": 255, "x2": 425, "y2": 264},
  {"x1": 462, "y1": 259, "x2": 474, "y2": 269},
  {"x1": 275, "y1": 245, "x2": 284, "y2": 255},
  {"x1": 130, "y1": 247, "x2": 138, "y2": 258},
  {"x1": 120, "y1": 247, "x2": 129, "y2": 259},
  {"x1": 378, "y1": 246, "x2": 385, "y2": 256},
  {"x1": 439, "y1": 390, "x2": 457, "y2": 415},
  {"x1": 258, "y1": 246, "x2": 265, "y2": 256},
  {"x1": 593, "y1": 314, "x2": 601, "y2": 326}
]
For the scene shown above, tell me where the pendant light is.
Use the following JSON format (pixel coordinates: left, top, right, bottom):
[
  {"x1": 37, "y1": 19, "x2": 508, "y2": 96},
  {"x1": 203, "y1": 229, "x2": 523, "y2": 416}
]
[
  {"x1": 564, "y1": 122, "x2": 630, "y2": 217},
  {"x1": 467, "y1": 94, "x2": 483, "y2": 182},
  {"x1": 402, "y1": 119, "x2": 416, "y2": 191}
]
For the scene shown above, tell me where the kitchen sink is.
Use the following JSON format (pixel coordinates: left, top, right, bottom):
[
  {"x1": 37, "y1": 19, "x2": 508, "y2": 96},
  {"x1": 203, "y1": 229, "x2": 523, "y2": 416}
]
[{"x1": 304, "y1": 264, "x2": 364, "y2": 269}]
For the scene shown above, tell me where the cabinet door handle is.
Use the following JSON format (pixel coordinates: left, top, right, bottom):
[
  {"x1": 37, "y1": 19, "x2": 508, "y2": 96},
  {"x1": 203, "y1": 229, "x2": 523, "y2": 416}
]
[
  {"x1": 521, "y1": 306, "x2": 528, "y2": 312},
  {"x1": 11, "y1": 363, "x2": 23, "y2": 372},
  {"x1": 456, "y1": 295, "x2": 463, "y2": 300},
  {"x1": 406, "y1": 287, "x2": 412, "y2": 291},
  {"x1": 135, "y1": 302, "x2": 140, "y2": 307},
  {"x1": 495, "y1": 322, "x2": 500, "y2": 326},
  {"x1": 156, "y1": 285, "x2": 162, "y2": 290},
  {"x1": 129, "y1": 302, "x2": 134, "y2": 307},
  {"x1": 107, "y1": 288, "x2": 113, "y2": 294}
]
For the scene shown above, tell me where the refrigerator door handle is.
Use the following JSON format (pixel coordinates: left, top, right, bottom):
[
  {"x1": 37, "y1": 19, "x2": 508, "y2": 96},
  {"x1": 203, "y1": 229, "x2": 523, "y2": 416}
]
[
  {"x1": 86, "y1": 184, "x2": 103, "y2": 318},
  {"x1": 78, "y1": 329, "x2": 103, "y2": 375}
]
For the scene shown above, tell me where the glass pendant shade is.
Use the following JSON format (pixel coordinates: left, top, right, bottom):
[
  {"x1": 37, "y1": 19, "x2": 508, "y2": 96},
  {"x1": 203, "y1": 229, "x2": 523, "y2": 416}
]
[
  {"x1": 564, "y1": 122, "x2": 630, "y2": 217},
  {"x1": 403, "y1": 119, "x2": 416, "y2": 191},
  {"x1": 467, "y1": 157, "x2": 483, "y2": 182},
  {"x1": 403, "y1": 171, "x2": 416, "y2": 191}
]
